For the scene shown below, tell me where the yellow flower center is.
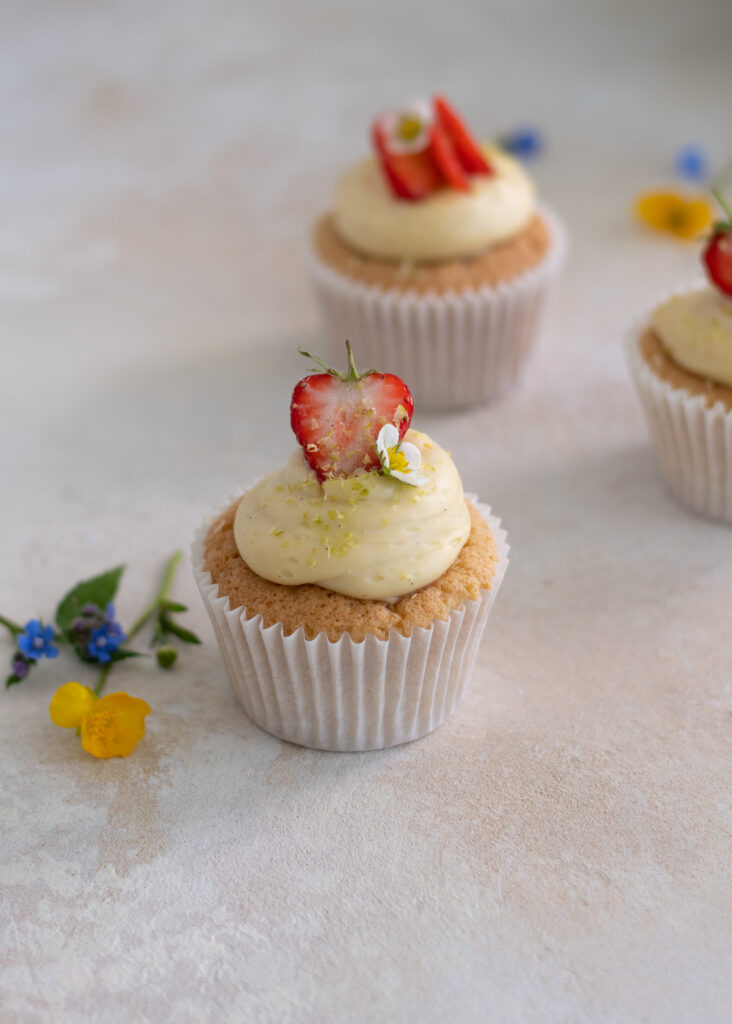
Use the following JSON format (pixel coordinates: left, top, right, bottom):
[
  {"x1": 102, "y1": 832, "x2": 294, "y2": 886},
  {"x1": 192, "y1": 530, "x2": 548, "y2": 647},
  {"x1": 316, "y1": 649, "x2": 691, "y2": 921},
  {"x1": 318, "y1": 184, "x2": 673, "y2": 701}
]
[
  {"x1": 667, "y1": 207, "x2": 690, "y2": 231},
  {"x1": 398, "y1": 115, "x2": 423, "y2": 142},
  {"x1": 86, "y1": 710, "x2": 116, "y2": 742},
  {"x1": 388, "y1": 445, "x2": 409, "y2": 473}
]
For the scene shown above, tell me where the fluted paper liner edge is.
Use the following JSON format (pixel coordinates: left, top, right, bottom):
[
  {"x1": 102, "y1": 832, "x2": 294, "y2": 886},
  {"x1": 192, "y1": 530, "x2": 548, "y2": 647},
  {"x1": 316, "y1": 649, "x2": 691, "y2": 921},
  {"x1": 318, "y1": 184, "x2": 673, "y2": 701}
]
[
  {"x1": 192, "y1": 495, "x2": 510, "y2": 751},
  {"x1": 305, "y1": 203, "x2": 566, "y2": 411},
  {"x1": 625, "y1": 280, "x2": 732, "y2": 523}
]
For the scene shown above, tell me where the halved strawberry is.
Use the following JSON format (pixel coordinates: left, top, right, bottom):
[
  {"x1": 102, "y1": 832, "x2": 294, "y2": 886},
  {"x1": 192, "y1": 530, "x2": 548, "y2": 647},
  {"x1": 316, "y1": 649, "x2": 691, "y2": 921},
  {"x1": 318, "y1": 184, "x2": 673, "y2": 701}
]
[
  {"x1": 371, "y1": 122, "x2": 442, "y2": 201},
  {"x1": 291, "y1": 342, "x2": 414, "y2": 480},
  {"x1": 428, "y1": 121, "x2": 469, "y2": 191},
  {"x1": 433, "y1": 95, "x2": 493, "y2": 176},
  {"x1": 703, "y1": 229, "x2": 732, "y2": 298}
]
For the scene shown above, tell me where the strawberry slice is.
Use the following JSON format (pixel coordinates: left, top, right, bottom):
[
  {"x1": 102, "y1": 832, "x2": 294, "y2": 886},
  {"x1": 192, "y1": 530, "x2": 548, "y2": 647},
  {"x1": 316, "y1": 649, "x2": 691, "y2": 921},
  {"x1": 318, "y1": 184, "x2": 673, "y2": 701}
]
[
  {"x1": 433, "y1": 95, "x2": 493, "y2": 175},
  {"x1": 703, "y1": 228, "x2": 732, "y2": 297},
  {"x1": 702, "y1": 188, "x2": 732, "y2": 297},
  {"x1": 371, "y1": 122, "x2": 442, "y2": 201},
  {"x1": 291, "y1": 342, "x2": 414, "y2": 480},
  {"x1": 428, "y1": 121, "x2": 469, "y2": 191}
]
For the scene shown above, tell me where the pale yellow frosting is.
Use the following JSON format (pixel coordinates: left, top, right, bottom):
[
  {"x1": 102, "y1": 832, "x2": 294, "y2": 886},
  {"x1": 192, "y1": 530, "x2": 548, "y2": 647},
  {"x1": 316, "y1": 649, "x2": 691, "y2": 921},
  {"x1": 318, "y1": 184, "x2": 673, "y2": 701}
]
[
  {"x1": 233, "y1": 430, "x2": 471, "y2": 600},
  {"x1": 332, "y1": 145, "x2": 536, "y2": 263},
  {"x1": 652, "y1": 287, "x2": 732, "y2": 388}
]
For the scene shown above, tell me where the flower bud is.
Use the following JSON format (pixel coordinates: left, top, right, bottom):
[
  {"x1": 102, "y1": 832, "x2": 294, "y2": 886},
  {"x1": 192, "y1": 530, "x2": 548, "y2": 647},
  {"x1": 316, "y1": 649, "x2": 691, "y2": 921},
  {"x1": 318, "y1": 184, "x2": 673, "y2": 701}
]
[{"x1": 156, "y1": 646, "x2": 178, "y2": 669}]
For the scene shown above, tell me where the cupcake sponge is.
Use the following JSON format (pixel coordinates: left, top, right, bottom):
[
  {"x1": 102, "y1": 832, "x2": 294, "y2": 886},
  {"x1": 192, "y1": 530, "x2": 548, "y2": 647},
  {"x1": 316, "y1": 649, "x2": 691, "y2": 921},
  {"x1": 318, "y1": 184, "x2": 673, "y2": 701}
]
[
  {"x1": 312, "y1": 212, "x2": 551, "y2": 294},
  {"x1": 204, "y1": 499, "x2": 498, "y2": 642}
]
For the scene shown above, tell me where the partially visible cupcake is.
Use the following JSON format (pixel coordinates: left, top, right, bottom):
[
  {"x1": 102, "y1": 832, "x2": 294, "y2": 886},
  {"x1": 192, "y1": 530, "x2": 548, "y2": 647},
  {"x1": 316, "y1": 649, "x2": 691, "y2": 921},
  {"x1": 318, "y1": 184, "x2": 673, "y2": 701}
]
[
  {"x1": 627, "y1": 188, "x2": 732, "y2": 522},
  {"x1": 192, "y1": 344, "x2": 509, "y2": 751},
  {"x1": 306, "y1": 96, "x2": 565, "y2": 410}
]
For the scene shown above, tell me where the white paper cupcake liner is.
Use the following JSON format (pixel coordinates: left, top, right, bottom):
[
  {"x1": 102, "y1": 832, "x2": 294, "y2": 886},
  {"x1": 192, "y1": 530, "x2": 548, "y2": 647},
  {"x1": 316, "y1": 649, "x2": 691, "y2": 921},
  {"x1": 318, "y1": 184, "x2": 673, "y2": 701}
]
[
  {"x1": 305, "y1": 204, "x2": 566, "y2": 412},
  {"x1": 626, "y1": 282, "x2": 732, "y2": 523},
  {"x1": 192, "y1": 495, "x2": 509, "y2": 751}
]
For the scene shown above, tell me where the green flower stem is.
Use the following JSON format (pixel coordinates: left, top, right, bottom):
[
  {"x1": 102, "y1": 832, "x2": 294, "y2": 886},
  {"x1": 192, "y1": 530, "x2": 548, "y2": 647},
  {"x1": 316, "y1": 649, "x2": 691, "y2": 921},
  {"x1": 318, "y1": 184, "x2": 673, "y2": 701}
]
[
  {"x1": 94, "y1": 663, "x2": 113, "y2": 696},
  {"x1": 126, "y1": 550, "x2": 182, "y2": 642},
  {"x1": 0, "y1": 614, "x2": 24, "y2": 638},
  {"x1": 711, "y1": 187, "x2": 732, "y2": 223},
  {"x1": 93, "y1": 550, "x2": 182, "y2": 697}
]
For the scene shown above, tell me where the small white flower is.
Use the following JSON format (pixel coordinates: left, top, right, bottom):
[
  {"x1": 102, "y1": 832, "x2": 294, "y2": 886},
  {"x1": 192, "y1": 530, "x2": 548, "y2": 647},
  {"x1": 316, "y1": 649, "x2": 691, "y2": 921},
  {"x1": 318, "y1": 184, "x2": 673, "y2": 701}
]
[
  {"x1": 376, "y1": 424, "x2": 429, "y2": 487},
  {"x1": 378, "y1": 99, "x2": 434, "y2": 155}
]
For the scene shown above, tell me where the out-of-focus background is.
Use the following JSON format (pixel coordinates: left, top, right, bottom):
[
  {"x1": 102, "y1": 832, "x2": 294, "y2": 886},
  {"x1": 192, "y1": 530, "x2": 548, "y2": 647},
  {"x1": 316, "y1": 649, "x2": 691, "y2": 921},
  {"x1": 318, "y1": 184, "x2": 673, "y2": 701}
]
[
  {"x1": 1, "y1": 2, "x2": 731, "y2": 1022},
  {"x1": 2, "y1": 0, "x2": 731, "y2": 550},
  {"x1": 2, "y1": 0, "x2": 730, "y2": 578}
]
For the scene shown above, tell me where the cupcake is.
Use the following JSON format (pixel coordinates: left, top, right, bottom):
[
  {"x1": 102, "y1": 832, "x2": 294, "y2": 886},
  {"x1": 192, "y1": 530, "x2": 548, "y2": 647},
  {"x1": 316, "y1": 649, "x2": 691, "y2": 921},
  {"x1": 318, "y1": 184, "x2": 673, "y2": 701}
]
[
  {"x1": 306, "y1": 96, "x2": 565, "y2": 411},
  {"x1": 627, "y1": 189, "x2": 732, "y2": 522},
  {"x1": 192, "y1": 344, "x2": 509, "y2": 751}
]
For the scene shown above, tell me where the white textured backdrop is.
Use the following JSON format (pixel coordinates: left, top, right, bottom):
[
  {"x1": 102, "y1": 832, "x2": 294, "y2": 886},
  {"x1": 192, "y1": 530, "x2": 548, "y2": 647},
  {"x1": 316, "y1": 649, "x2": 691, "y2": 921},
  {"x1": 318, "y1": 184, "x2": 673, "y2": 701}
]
[{"x1": 1, "y1": 1, "x2": 731, "y2": 1022}]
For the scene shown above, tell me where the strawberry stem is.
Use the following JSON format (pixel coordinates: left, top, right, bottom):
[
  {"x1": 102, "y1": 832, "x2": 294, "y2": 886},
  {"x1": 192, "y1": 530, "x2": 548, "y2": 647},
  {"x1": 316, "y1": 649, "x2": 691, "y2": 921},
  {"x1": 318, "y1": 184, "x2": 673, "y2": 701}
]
[
  {"x1": 297, "y1": 347, "x2": 335, "y2": 376},
  {"x1": 344, "y1": 340, "x2": 360, "y2": 382},
  {"x1": 298, "y1": 343, "x2": 376, "y2": 383},
  {"x1": 711, "y1": 187, "x2": 732, "y2": 225}
]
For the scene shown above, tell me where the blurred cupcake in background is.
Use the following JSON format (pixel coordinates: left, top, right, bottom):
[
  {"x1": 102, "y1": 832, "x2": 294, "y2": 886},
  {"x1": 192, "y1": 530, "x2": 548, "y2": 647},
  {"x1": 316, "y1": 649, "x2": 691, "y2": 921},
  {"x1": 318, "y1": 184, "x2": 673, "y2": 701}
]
[
  {"x1": 627, "y1": 183, "x2": 732, "y2": 522},
  {"x1": 306, "y1": 96, "x2": 565, "y2": 411}
]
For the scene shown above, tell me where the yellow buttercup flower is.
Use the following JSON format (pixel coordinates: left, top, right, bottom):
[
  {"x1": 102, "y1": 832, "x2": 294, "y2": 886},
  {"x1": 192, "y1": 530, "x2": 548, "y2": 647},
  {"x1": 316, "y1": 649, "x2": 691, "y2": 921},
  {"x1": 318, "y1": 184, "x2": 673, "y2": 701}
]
[
  {"x1": 49, "y1": 681, "x2": 96, "y2": 727},
  {"x1": 635, "y1": 191, "x2": 713, "y2": 240},
  {"x1": 50, "y1": 682, "x2": 151, "y2": 758}
]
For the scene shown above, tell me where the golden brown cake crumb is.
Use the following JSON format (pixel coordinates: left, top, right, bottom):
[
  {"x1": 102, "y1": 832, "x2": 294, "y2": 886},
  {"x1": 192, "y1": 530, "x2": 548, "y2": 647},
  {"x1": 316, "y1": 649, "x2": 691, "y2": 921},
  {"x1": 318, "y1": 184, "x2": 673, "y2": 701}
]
[
  {"x1": 311, "y1": 212, "x2": 551, "y2": 295},
  {"x1": 204, "y1": 499, "x2": 497, "y2": 642},
  {"x1": 639, "y1": 327, "x2": 732, "y2": 412}
]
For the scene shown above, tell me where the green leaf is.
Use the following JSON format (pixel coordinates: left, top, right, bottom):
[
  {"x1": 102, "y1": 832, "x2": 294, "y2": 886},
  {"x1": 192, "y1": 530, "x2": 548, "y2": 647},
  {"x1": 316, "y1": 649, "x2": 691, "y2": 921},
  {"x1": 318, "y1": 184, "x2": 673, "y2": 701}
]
[
  {"x1": 150, "y1": 624, "x2": 166, "y2": 647},
  {"x1": 75, "y1": 652, "x2": 97, "y2": 665},
  {"x1": 108, "y1": 649, "x2": 143, "y2": 663},
  {"x1": 74, "y1": 648, "x2": 141, "y2": 666},
  {"x1": 0, "y1": 615, "x2": 24, "y2": 639},
  {"x1": 162, "y1": 618, "x2": 202, "y2": 645},
  {"x1": 5, "y1": 673, "x2": 23, "y2": 687},
  {"x1": 161, "y1": 601, "x2": 188, "y2": 613},
  {"x1": 55, "y1": 566, "x2": 124, "y2": 637}
]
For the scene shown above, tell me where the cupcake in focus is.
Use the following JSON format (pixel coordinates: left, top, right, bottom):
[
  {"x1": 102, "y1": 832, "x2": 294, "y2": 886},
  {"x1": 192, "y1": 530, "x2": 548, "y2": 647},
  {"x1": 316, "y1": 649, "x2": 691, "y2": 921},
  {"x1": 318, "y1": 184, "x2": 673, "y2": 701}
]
[
  {"x1": 627, "y1": 186, "x2": 732, "y2": 522},
  {"x1": 192, "y1": 344, "x2": 509, "y2": 751},
  {"x1": 306, "y1": 96, "x2": 565, "y2": 410}
]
